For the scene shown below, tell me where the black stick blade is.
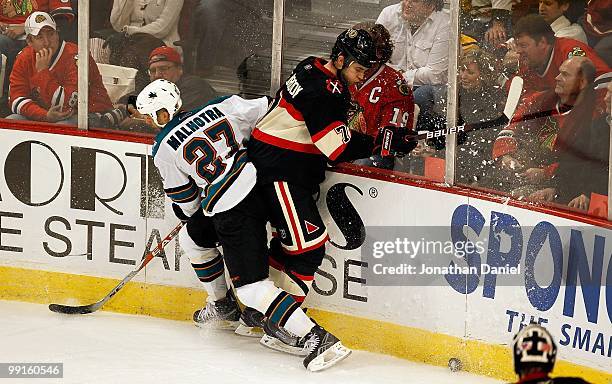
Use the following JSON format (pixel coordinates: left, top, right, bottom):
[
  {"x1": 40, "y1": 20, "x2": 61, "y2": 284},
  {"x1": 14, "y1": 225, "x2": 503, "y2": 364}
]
[{"x1": 48, "y1": 303, "x2": 95, "y2": 315}]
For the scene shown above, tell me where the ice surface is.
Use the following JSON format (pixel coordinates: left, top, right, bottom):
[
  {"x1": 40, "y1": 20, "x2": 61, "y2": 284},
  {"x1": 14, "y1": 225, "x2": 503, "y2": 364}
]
[{"x1": 0, "y1": 301, "x2": 502, "y2": 384}]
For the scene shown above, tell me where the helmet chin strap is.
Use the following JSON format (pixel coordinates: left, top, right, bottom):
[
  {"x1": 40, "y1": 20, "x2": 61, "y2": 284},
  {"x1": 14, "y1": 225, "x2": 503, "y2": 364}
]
[
  {"x1": 150, "y1": 108, "x2": 171, "y2": 128},
  {"x1": 338, "y1": 58, "x2": 356, "y2": 88}
]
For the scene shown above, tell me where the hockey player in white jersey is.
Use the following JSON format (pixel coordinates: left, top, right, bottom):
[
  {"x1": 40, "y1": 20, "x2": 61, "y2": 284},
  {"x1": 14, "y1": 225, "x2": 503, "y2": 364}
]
[{"x1": 137, "y1": 79, "x2": 352, "y2": 371}]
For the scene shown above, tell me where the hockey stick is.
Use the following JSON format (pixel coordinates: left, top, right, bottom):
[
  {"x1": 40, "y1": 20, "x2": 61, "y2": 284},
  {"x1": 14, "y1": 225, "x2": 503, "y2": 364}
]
[
  {"x1": 48, "y1": 222, "x2": 184, "y2": 315},
  {"x1": 381, "y1": 76, "x2": 524, "y2": 154}
]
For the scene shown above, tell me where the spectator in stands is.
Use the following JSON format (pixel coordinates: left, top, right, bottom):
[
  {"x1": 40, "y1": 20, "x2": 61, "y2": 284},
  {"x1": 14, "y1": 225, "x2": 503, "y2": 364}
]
[
  {"x1": 539, "y1": 0, "x2": 587, "y2": 43},
  {"x1": 121, "y1": 45, "x2": 217, "y2": 131},
  {"x1": 456, "y1": 49, "x2": 506, "y2": 187},
  {"x1": 376, "y1": 0, "x2": 449, "y2": 113},
  {"x1": 350, "y1": 22, "x2": 416, "y2": 170},
  {"x1": 461, "y1": 0, "x2": 513, "y2": 48},
  {"x1": 110, "y1": 0, "x2": 182, "y2": 52},
  {"x1": 505, "y1": 15, "x2": 609, "y2": 96},
  {"x1": 7, "y1": 11, "x2": 120, "y2": 125},
  {"x1": 106, "y1": 0, "x2": 183, "y2": 91},
  {"x1": 147, "y1": 46, "x2": 216, "y2": 110},
  {"x1": 582, "y1": 0, "x2": 612, "y2": 67},
  {"x1": 493, "y1": 56, "x2": 597, "y2": 200},
  {"x1": 544, "y1": 74, "x2": 611, "y2": 211},
  {"x1": 567, "y1": 79, "x2": 612, "y2": 210},
  {"x1": 0, "y1": 1, "x2": 73, "y2": 62},
  {"x1": 0, "y1": 1, "x2": 74, "y2": 114}
]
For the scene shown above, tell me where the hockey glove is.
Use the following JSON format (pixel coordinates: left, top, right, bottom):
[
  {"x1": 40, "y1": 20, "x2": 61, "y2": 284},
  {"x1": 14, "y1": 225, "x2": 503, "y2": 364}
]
[
  {"x1": 172, "y1": 203, "x2": 190, "y2": 223},
  {"x1": 375, "y1": 126, "x2": 418, "y2": 157}
]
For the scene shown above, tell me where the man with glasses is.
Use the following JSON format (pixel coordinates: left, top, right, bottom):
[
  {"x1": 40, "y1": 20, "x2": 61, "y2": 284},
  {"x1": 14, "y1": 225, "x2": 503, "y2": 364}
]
[
  {"x1": 123, "y1": 46, "x2": 217, "y2": 130},
  {"x1": 147, "y1": 46, "x2": 217, "y2": 111}
]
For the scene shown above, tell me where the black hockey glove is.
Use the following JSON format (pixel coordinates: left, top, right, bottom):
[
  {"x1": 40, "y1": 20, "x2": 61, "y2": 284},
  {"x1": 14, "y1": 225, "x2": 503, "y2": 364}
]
[
  {"x1": 374, "y1": 126, "x2": 418, "y2": 157},
  {"x1": 172, "y1": 203, "x2": 190, "y2": 223}
]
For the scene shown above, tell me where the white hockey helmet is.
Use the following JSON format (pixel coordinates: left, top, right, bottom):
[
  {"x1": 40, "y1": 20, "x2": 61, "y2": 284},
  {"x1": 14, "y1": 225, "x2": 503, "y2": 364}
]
[{"x1": 136, "y1": 79, "x2": 182, "y2": 127}]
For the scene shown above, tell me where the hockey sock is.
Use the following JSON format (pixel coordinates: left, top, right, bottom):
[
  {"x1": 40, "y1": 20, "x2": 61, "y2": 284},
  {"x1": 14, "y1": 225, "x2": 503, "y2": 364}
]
[
  {"x1": 268, "y1": 238, "x2": 313, "y2": 304},
  {"x1": 236, "y1": 279, "x2": 314, "y2": 338},
  {"x1": 269, "y1": 266, "x2": 312, "y2": 304},
  {"x1": 181, "y1": 224, "x2": 228, "y2": 302},
  {"x1": 191, "y1": 250, "x2": 227, "y2": 302}
]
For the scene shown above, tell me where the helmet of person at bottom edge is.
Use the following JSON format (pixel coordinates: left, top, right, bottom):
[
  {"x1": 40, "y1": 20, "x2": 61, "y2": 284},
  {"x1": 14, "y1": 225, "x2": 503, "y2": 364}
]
[{"x1": 512, "y1": 324, "x2": 557, "y2": 375}]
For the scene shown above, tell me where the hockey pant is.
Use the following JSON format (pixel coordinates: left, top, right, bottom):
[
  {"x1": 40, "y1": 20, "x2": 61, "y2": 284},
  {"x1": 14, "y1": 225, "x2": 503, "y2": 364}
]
[
  {"x1": 260, "y1": 182, "x2": 329, "y2": 303},
  {"x1": 181, "y1": 209, "x2": 227, "y2": 302},
  {"x1": 211, "y1": 186, "x2": 314, "y2": 336}
]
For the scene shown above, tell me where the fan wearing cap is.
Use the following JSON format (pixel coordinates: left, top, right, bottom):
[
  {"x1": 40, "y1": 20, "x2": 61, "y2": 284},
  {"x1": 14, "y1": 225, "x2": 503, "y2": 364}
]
[
  {"x1": 147, "y1": 46, "x2": 216, "y2": 111},
  {"x1": 7, "y1": 11, "x2": 113, "y2": 123},
  {"x1": 0, "y1": 0, "x2": 74, "y2": 95},
  {"x1": 511, "y1": 324, "x2": 590, "y2": 384},
  {"x1": 122, "y1": 46, "x2": 217, "y2": 130}
]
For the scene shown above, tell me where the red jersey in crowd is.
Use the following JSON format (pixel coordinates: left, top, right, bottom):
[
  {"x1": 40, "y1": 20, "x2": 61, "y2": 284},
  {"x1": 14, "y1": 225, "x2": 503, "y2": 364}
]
[
  {"x1": 349, "y1": 64, "x2": 415, "y2": 137},
  {"x1": 518, "y1": 37, "x2": 611, "y2": 95},
  {"x1": 584, "y1": 0, "x2": 612, "y2": 38},
  {"x1": 493, "y1": 91, "x2": 570, "y2": 160},
  {"x1": 9, "y1": 40, "x2": 113, "y2": 121},
  {"x1": 0, "y1": 0, "x2": 74, "y2": 24}
]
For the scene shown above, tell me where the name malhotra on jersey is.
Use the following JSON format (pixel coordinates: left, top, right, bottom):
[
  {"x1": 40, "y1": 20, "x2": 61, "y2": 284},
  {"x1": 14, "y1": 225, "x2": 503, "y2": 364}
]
[{"x1": 166, "y1": 106, "x2": 226, "y2": 151}]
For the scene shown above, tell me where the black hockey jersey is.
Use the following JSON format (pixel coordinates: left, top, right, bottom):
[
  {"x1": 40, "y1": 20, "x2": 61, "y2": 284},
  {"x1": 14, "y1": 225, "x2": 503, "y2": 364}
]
[{"x1": 248, "y1": 56, "x2": 357, "y2": 188}]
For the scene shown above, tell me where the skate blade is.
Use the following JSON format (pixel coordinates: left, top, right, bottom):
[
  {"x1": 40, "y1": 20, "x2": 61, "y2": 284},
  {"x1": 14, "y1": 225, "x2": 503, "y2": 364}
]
[
  {"x1": 194, "y1": 319, "x2": 239, "y2": 331},
  {"x1": 306, "y1": 342, "x2": 352, "y2": 372},
  {"x1": 235, "y1": 324, "x2": 264, "y2": 338},
  {"x1": 260, "y1": 335, "x2": 308, "y2": 356}
]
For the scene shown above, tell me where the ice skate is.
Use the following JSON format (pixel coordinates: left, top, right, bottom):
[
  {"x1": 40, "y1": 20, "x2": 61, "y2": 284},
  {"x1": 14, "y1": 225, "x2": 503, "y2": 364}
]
[
  {"x1": 193, "y1": 294, "x2": 240, "y2": 330},
  {"x1": 234, "y1": 307, "x2": 265, "y2": 337},
  {"x1": 302, "y1": 325, "x2": 352, "y2": 372},
  {"x1": 259, "y1": 318, "x2": 309, "y2": 357}
]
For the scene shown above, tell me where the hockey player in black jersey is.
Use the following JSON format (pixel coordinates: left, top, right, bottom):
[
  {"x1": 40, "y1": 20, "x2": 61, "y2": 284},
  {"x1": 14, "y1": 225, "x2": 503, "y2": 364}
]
[
  {"x1": 511, "y1": 324, "x2": 590, "y2": 384},
  {"x1": 137, "y1": 79, "x2": 352, "y2": 371},
  {"x1": 247, "y1": 28, "x2": 417, "y2": 355}
]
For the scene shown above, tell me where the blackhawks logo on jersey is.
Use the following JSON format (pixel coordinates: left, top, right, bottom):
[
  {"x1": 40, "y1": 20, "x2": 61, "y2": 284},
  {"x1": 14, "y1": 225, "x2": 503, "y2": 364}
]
[
  {"x1": 568, "y1": 47, "x2": 586, "y2": 58},
  {"x1": 1, "y1": 0, "x2": 37, "y2": 18},
  {"x1": 538, "y1": 116, "x2": 558, "y2": 151},
  {"x1": 396, "y1": 79, "x2": 410, "y2": 96}
]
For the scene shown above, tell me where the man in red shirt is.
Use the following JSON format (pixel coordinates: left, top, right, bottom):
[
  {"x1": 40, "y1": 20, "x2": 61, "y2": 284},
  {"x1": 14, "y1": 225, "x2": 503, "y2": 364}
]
[
  {"x1": 7, "y1": 11, "x2": 114, "y2": 124},
  {"x1": 350, "y1": 22, "x2": 416, "y2": 169},
  {"x1": 511, "y1": 14, "x2": 610, "y2": 96},
  {"x1": 0, "y1": 1, "x2": 74, "y2": 98}
]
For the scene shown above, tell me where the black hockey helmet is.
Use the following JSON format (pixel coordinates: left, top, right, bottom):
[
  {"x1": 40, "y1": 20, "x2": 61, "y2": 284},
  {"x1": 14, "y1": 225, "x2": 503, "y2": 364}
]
[
  {"x1": 331, "y1": 28, "x2": 378, "y2": 68},
  {"x1": 512, "y1": 324, "x2": 557, "y2": 375}
]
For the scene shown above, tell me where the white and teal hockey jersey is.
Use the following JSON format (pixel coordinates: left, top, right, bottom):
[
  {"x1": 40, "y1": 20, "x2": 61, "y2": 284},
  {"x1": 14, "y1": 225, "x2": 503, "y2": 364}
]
[{"x1": 152, "y1": 95, "x2": 269, "y2": 216}]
